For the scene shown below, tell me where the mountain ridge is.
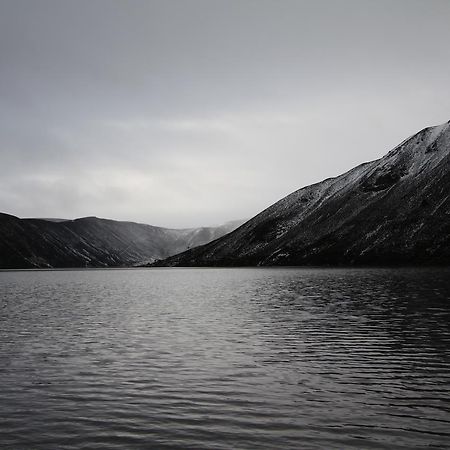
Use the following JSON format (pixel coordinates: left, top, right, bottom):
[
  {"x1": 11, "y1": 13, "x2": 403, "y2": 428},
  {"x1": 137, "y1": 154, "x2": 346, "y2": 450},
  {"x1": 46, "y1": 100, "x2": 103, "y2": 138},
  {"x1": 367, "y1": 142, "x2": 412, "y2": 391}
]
[
  {"x1": 155, "y1": 120, "x2": 450, "y2": 267},
  {"x1": 0, "y1": 213, "x2": 245, "y2": 269}
]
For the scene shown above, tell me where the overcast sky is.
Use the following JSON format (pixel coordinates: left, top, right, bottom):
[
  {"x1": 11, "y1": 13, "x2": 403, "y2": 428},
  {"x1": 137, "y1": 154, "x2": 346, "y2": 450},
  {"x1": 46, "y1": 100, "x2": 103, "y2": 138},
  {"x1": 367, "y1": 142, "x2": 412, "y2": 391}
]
[{"x1": 0, "y1": 0, "x2": 449, "y2": 228}]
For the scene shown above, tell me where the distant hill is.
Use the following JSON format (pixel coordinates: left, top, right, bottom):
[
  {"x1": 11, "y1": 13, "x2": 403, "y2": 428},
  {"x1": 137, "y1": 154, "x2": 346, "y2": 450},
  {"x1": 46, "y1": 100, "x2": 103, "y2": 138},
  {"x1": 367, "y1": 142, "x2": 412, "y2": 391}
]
[
  {"x1": 156, "y1": 120, "x2": 450, "y2": 267},
  {"x1": 28, "y1": 218, "x2": 70, "y2": 223},
  {"x1": 0, "y1": 215, "x2": 245, "y2": 269}
]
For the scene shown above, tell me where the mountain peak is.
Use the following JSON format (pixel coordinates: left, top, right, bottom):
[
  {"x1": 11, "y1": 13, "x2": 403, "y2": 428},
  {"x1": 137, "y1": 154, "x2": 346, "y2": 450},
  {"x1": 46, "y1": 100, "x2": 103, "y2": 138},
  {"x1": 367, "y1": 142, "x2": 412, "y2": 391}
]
[{"x1": 156, "y1": 120, "x2": 450, "y2": 267}]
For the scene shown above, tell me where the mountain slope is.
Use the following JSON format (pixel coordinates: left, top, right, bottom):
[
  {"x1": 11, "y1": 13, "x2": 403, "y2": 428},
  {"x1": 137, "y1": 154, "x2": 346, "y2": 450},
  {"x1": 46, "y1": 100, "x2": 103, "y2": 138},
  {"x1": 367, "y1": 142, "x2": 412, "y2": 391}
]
[
  {"x1": 0, "y1": 215, "x2": 245, "y2": 269},
  {"x1": 157, "y1": 121, "x2": 450, "y2": 267}
]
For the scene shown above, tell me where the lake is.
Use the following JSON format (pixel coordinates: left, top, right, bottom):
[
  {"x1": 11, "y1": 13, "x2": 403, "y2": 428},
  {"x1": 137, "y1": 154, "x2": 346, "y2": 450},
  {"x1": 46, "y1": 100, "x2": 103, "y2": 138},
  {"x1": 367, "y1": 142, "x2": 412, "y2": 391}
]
[{"x1": 1, "y1": 267, "x2": 449, "y2": 449}]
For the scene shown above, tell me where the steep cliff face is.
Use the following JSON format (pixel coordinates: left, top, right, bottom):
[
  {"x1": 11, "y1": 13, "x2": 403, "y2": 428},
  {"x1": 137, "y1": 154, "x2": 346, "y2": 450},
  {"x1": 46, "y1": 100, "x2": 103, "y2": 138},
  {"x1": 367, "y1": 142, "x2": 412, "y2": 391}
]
[
  {"x1": 158, "y1": 121, "x2": 450, "y2": 266},
  {"x1": 0, "y1": 215, "x2": 244, "y2": 269}
]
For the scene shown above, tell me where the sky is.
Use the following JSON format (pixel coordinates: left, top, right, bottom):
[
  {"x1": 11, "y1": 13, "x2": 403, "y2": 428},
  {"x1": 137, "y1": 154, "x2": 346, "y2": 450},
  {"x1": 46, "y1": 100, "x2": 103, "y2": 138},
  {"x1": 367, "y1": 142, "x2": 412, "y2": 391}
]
[{"x1": 0, "y1": 0, "x2": 449, "y2": 228}]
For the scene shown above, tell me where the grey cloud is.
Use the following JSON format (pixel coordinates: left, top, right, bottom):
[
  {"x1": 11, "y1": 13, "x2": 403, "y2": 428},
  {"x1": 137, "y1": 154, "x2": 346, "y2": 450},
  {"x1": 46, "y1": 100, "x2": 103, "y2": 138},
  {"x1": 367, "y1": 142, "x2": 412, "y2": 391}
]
[{"x1": 1, "y1": 0, "x2": 449, "y2": 227}]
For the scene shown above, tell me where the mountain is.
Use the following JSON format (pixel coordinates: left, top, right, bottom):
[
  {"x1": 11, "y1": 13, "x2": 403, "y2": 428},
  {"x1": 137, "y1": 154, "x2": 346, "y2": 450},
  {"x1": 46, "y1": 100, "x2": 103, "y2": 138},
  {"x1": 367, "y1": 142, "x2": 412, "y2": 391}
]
[
  {"x1": 0, "y1": 215, "x2": 245, "y2": 269},
  {"x1": 156, "y1": 121, "x2": 450, "y2": 267}
]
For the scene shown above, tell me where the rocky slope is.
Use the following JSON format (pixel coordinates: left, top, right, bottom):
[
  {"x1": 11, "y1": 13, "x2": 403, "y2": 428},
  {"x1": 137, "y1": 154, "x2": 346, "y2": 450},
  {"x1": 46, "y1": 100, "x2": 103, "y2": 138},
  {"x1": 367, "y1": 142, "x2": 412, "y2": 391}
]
[
  {"x1": 157, "y1": 121, "x2": 450, "y2": 266},
  {"x1": 0, "y1": 215, "x2": 244, "y2": 269}
]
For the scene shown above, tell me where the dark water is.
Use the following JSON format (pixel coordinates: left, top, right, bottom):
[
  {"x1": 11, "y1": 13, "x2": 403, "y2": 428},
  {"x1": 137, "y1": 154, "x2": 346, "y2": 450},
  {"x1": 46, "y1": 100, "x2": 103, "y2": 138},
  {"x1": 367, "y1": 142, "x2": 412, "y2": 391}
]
[{"x1": 1, "y1": 268, "x2": 450, "y2": 450}]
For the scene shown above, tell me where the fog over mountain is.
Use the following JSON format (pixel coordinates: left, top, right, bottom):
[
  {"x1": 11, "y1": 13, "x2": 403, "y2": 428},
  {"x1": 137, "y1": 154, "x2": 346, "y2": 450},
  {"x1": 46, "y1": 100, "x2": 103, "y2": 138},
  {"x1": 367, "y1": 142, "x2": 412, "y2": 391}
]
[
  {"x1": 156, "y1": 121, "x2": 450, "y2": 267},
  {"x1": 1, "y1": 0, "x2": 449, "y2": 227}
]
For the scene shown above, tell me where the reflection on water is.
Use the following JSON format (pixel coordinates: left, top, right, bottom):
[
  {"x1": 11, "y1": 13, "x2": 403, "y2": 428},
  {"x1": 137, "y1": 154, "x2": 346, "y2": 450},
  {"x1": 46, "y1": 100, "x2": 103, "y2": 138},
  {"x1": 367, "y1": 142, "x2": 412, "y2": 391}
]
[{"x1": 1, "y1": 268, "x2": 449, "y2": 449}]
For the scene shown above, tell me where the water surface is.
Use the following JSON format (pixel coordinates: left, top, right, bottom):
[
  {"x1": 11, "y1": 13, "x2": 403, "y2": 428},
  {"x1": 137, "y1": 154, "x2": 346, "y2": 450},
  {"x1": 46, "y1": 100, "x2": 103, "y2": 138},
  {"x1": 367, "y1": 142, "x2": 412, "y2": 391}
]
[{"x1": 1, "y1": 268, "x2": 450, "y2": 449}]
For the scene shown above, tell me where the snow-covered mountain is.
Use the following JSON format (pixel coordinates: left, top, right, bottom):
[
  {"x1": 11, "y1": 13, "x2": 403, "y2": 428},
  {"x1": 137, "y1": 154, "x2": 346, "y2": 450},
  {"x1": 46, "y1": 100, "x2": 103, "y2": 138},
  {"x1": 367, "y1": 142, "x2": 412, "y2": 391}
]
[
  {"x1": 157, "y1": 120, "x2": 450, "y2": 266},
  {"x1": 0, "y1": 215, "x2": 245, "y2": 269}
]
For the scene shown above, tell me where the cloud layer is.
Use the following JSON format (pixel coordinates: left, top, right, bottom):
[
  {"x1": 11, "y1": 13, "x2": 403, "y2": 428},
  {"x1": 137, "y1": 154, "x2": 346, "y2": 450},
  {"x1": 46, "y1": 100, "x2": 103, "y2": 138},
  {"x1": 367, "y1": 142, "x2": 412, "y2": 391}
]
[{"x1": 1, "y1": 0, "x2": 449, "y2": 227}]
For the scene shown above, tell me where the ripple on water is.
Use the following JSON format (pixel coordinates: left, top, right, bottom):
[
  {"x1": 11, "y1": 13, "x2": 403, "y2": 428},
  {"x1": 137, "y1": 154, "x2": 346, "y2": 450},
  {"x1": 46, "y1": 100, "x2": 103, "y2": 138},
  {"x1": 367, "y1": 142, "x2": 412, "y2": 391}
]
[{"x1": 1, "y1": 267, "x2": 450, "y2": 449}]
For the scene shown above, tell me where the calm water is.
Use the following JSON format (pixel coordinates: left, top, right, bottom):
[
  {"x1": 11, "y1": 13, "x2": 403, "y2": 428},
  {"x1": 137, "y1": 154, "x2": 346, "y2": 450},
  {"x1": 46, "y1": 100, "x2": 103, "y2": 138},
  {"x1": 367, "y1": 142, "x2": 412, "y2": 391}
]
[{"x1": 1, "y1": 268, "x2": 450, "y2": 450}]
